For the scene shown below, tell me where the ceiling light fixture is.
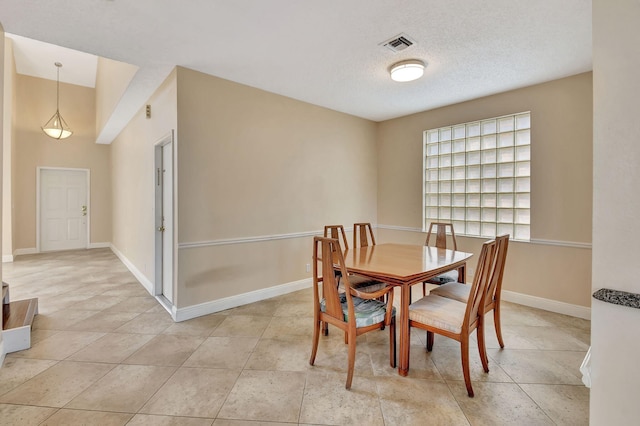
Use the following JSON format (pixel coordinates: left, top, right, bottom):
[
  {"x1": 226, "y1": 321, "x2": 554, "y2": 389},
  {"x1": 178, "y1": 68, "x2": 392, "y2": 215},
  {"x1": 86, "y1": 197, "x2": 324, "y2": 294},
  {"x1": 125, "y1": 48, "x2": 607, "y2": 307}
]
[
  {"x1": 390, "y1": 59, "x2": 425, "y2": 82},
  {"x1": 41, "y1": 62, "x2": 73, "y2": 140}
]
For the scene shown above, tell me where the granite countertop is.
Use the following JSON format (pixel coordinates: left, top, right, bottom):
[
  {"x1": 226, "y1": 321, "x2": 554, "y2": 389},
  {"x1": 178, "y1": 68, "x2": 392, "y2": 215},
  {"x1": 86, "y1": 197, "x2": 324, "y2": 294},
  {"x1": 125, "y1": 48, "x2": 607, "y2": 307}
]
[{"x1": 593, "y1": 288, "x2": 640, "y2": 309}]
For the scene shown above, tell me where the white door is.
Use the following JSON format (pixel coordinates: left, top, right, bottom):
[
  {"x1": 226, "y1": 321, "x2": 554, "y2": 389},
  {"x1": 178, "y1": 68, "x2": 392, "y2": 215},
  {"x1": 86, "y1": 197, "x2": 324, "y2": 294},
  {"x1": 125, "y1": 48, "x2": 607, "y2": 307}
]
[
  {"x1": 154, "y1": 132, "x2": 174, "y2": 304},
  {"x1": 161, "y1": 141, "x2": 174, "y2": 302},
  {"x1": 40, "y1": 168, "x2": 88, "y2": 252}
]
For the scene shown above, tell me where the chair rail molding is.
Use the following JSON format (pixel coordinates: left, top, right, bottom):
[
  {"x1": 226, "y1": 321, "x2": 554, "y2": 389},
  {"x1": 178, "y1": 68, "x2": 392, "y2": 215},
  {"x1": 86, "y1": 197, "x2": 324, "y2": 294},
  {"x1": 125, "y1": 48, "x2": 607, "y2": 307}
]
[
  {"x1": 378, "y1": 224, "x2": 592, "y2": 249},
  {"x1": 178, "y1": 229, "x2": 347, "y2": 249}
]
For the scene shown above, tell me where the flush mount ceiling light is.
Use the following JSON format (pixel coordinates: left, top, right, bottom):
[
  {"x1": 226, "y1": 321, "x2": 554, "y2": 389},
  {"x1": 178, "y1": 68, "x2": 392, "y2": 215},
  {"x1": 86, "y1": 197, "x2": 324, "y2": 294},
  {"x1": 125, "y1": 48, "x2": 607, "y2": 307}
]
[
  {"x1": 389, "y1": 59, "x2": 425, "y2": 82},
  {"x1": 41, "y1": 62, "x2": 73, "y2": 140}
]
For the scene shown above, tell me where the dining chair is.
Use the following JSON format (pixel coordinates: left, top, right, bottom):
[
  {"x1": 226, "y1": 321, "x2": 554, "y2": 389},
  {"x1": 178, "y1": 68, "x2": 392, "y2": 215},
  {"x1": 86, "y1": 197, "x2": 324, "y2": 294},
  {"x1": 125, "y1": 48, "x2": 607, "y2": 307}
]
[
  {"x1": 430, "y1": 234, "x2": 510, "y2": 348},
  {"x1": 321, "y1": 225, "x2": 386, "y2": 336},
  {"x1": 422, "y1": 222, "x2": 459, "y2": 296},
  {"x1": 353, "y1": 222, "x2": 376, "y2": 248},
  {"x1": 309, "y1": 236, "x2": 396, "y2": 389},
  {"x1": 323, "y1": 225, "x2": 386, "y2": 294},
  {"x1": 408, "y1": 238, "x2": 498, "y2": 397}
]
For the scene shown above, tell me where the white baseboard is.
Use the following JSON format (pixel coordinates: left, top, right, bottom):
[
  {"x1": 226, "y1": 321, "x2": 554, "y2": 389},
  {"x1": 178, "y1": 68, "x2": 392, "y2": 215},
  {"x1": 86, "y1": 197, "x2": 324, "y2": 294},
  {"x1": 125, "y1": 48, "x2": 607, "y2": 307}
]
[
  {"x1": 174, "y1": 278, "x2": 313, "y2": 322},
  {"x1": 0, "y1": 339, "x2": 5, "y2": 367},
  {"x1": 109, "y1": 244, "x2": 155, "y2": 295},
  {"x1": 502, "y1": 290, "x2": 591, "y2": 320},
  {"x1": 108, "y1": 242, "x2": 312, "y2": 323},
  {"x1": 88, "y1": 242, "x2": 111, "y2": 249},
  {"x1": 14, "y1": 248, "x2": 37, "y2": 256},
  {"x1": 12, "y1": 244, "x2": 111, "y2": 259}
]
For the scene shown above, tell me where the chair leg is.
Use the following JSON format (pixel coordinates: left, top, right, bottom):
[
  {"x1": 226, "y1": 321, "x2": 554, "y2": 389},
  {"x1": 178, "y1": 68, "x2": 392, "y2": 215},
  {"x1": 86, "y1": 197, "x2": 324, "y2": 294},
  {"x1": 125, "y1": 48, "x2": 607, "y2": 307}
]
[
  {"x1": 309, "y1": 318, "x2": 321, "y2": 366},
  {"x1": 461, "y1": 336, "x2": 474, "y2": 397},
  {"x1": 494, "y1": 306, "x2": 505, "y2": 348},
  {"x1": 322, "y1": 321, "x2": 329, "y2": 336},
  {"x1": 477, "y1": 321, "x2": 489, "y2": 373},
  {"x1": 422, "y1": 282, "x2": 427, "y2": 297},
  {"x1": 345, "y1": 329, "x2": 357, "y2": 390},
  {"x1": 389, "y1": 317, "x2": 396, "y2": 368},
  {"x1": 426, "y1": 330, "x2": 434, "y2": 351}
]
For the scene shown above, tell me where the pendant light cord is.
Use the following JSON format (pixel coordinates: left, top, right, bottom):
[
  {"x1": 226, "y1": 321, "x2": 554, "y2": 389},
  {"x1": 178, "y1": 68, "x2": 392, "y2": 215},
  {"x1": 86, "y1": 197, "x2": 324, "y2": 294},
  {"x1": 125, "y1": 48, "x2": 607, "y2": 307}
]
[{"x1": 56, "y1": 65, "x2": 60, "y2": 111}]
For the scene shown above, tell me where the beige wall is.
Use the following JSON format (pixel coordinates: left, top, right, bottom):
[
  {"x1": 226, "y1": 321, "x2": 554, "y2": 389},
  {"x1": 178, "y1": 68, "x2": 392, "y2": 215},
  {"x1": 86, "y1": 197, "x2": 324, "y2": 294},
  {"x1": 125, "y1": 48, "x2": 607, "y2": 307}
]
[
  {"x1": 175, "y1": 67, "x2": 378, "y2": 308},
  {"x1": 95, "y1": 56, "x2": 138, "y2": 136},
  {"x1": 12, "y1": 74, "x2": 111, "y2": 250},
  {"x1": 591, "y1": 0, "x2": 640, "y2": 422},
  {"x1": 110, "y1": 69, "x2": 177, "y2": 282},
  {"x1": 377, "y1": 73, "x2": 593, "y2": 307}
]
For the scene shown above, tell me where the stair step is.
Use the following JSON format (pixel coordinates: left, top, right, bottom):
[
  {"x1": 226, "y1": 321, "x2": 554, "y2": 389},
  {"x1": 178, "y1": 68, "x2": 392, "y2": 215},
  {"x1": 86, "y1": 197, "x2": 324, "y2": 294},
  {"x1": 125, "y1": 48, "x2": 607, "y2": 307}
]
[{"x1": 3, "y1": 298, "x2": 38, "y2": 331}]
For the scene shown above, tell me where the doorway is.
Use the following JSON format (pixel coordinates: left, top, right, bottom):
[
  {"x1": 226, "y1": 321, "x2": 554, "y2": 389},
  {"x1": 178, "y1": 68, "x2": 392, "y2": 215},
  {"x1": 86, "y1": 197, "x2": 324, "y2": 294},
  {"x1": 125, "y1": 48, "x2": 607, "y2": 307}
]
[
  {"x1": 38, "y1": 168, "x2": 89, "y2": 252},
  {"x1": 154, "y1": 131, "x2": 175, "y2": 304}
]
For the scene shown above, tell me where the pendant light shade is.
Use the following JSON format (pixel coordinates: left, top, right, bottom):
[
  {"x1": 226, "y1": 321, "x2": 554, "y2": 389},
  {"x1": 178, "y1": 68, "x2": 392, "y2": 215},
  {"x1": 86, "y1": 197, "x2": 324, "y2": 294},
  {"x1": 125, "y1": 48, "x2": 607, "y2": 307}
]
[{"x1": 42, "y1": 62, "x2": 73, "y2": 140}]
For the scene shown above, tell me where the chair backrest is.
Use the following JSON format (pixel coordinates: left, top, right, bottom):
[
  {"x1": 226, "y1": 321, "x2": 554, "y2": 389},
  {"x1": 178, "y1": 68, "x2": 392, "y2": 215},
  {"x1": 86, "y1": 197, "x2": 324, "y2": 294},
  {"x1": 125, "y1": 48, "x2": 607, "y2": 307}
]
[
  {"x1": 324, "y1": 225, "x2": 349, "y2": 252},
  {"x1": 312, "y1": 236, "x2": 353, "y2": 323},
  {"x1": 425, "y1": 222, "x2": 457, "y2": 251},
  {"x1": 484, "y1": 234, "x2": 510, "y2": 311},
  {"x1": 353, "y1": 223, "x2": 376, "y2": 248},
  {"x1": 463, "y1": 239, "x2": 498, "y2": 332}
]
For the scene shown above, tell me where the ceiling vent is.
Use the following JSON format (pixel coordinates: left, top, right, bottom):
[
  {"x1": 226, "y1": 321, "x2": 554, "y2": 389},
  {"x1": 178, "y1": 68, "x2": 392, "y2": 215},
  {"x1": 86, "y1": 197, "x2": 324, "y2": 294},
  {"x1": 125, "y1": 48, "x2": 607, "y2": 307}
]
[{"x1": 381, "y1": 33, "x2": 416, "y2": 53}]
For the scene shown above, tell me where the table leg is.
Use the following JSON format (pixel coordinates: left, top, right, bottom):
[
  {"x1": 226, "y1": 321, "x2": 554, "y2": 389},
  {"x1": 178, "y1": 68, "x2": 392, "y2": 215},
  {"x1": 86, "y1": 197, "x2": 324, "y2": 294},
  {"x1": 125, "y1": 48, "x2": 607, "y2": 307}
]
[
  {"x1": 458, "y1": 264, "x2": 466, "y2": 283},
  {"x1": 398, "y1": 283, "x2": 410, "y2": 376}
]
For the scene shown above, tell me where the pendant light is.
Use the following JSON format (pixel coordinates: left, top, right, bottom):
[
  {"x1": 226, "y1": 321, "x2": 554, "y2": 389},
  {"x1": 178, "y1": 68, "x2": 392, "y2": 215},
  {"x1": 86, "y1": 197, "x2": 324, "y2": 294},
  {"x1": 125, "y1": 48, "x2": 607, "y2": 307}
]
[{"x1": 41, "y1": 62, "x2": 73, "y2": 140}]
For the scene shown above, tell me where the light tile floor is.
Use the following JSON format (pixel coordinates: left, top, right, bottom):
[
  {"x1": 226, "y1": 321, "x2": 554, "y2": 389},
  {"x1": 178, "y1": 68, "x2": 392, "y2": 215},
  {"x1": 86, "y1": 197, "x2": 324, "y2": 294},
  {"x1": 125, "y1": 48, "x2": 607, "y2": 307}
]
[{"x1": 0, "y1": 249, "x2": 590, "y2": 425}]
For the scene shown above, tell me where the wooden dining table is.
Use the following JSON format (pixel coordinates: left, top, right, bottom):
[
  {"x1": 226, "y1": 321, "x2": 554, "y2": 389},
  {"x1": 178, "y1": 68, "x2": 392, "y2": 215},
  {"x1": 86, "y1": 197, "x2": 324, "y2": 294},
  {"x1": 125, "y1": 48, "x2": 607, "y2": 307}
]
[{"x1": 342, "y1": 243, "x2": 473, "y2": 376}]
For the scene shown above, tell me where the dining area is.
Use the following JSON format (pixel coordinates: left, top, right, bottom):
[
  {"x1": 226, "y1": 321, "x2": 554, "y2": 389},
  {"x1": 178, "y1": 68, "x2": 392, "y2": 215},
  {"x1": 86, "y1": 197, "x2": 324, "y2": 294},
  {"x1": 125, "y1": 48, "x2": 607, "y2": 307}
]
[
  {"x1": 0, "y1": 243, "x2": 590, "y2": 425},
  {"x1": 310, "y1": 222, "x2": 510, "y2": 397}
]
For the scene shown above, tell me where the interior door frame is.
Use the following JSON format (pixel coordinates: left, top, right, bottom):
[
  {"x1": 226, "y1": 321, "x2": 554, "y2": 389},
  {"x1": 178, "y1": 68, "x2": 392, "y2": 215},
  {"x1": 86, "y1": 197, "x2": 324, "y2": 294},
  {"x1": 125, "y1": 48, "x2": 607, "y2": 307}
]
[
  {"x1": 36, "y1": 166, "x2": 91, "y2": 253},
  {"x1": 154, "y1": 130, "x2": 176, "y2": 301}
]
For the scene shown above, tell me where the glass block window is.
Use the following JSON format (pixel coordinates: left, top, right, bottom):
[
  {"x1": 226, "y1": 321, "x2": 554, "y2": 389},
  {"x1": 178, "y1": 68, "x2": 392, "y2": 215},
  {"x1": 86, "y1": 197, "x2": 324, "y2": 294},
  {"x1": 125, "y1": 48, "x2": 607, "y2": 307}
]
[{"x1": 423, "y1": 112, "x2": 530, "y2": 240}]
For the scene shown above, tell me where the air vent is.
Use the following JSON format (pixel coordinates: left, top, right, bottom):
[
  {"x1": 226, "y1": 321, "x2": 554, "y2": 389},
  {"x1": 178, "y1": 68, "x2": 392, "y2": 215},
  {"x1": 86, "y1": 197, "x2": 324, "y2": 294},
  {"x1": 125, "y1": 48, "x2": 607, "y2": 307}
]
[{"x1": 381, "y1": 33, "x2": 416, "y2": 53}]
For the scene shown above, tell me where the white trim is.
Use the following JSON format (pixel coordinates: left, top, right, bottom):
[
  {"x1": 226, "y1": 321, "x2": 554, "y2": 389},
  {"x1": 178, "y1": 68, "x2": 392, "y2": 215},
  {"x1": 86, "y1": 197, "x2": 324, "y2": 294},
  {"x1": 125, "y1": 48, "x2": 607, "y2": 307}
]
[
  {"x1": 179, "y1": 230, "x2": 323, "y2": 249},
  {"x1": 529, "y1": 238, "x2": 592, "y2": 249},
  {"x1": 11, "y1": 245, "x2": 110, "y2": 259},
  {"x1": 377, "y1": 224, "x2": 423, "y2": 233},
  {"x1": 154, "y1": 295, "x2": 174, "y2": 316},
  {"x1": 173, "y1": 278, "x2": 313, "y2": 322},
  {"x1": 154, "y1": 131, "x2": 176, "y2": 300},
  {"x1": 37, "y1": 167, "x2": 91, "y2": 252},
  {"x1": 109, "y1": 244, "x2": 154, "y2": 295},
  {"x1": 377, "y1": 224, "x2": 592, "y2": 249},
  {"x1": 2, "y1": 255, "x2": 14, "y2": 263},
  {"x1": 88, "y1": 242, "x2": 111, "y2": 249},
  {"x1": 502, "y1": 290, "x2": 591, "y2": 320},
  {"x1": 14, "y1": 248, "x2": 37, "y2": 256}
]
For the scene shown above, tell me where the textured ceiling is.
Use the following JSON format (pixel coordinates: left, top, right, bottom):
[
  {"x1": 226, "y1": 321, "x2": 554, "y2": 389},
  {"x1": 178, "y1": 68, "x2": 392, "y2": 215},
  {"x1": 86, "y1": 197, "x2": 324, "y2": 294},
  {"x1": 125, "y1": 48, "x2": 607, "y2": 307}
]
[{"x1": 0, "y1": 0, "x2": 592, "y2": 144}]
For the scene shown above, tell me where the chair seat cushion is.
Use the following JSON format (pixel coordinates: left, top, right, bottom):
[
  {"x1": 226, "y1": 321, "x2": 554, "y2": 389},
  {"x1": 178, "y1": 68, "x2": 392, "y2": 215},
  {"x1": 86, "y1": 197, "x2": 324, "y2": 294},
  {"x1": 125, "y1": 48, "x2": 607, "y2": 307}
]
[
  {"x1": 321, "y1": 294, "x2": 395, "y2": 328},
  {"x1": 428, "y1": 282, "x2": 470, "y2": 303},
  {"x1": 409, "y1": 295, "x2": 467, "y2": 334},
  {"x1": 426, "y1": 269, "x2": 459, "y2": 285}
]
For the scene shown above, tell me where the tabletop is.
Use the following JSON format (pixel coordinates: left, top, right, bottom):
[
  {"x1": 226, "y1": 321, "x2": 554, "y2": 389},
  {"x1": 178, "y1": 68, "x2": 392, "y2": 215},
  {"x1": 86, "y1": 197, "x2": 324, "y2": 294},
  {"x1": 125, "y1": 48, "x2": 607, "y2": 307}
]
[{"x1": 341, "y1": 243, "x2": 473, "y2": 286}]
